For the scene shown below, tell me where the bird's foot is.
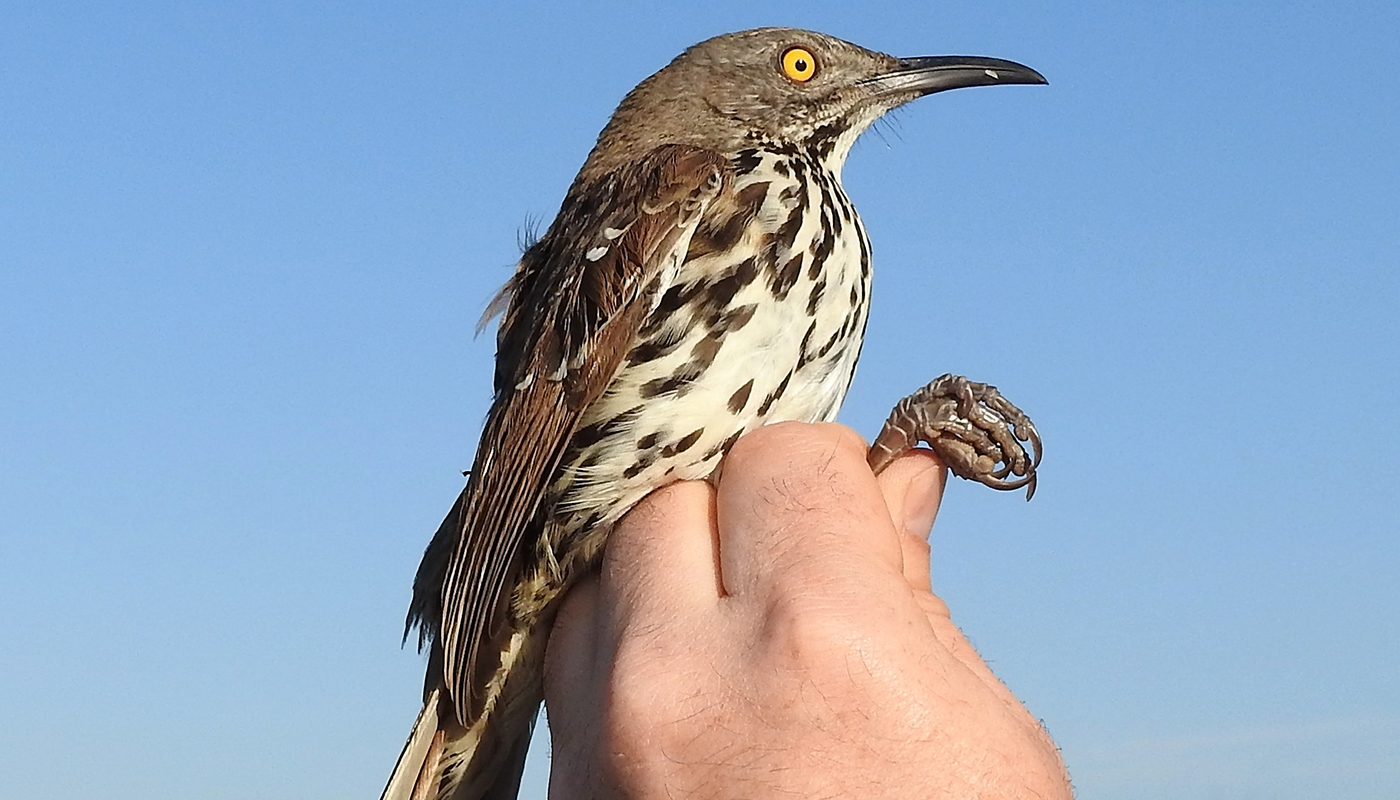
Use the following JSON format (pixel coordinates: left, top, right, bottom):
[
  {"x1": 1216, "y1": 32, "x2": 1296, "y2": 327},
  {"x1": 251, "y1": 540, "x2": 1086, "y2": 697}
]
[{"x1": 867, "y1": 373, "x2": 1041, "y2": 500}]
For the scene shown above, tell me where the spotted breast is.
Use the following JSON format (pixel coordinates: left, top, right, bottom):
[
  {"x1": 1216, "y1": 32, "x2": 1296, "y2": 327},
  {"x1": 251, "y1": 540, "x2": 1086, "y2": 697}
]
[{"x1": 540, "y1": 142, "x2": 873, "y2": 582}]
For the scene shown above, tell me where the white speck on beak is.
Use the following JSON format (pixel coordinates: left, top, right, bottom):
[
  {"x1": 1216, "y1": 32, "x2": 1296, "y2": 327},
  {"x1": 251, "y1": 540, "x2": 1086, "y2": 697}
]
[{"x1": 985, "y1": 69, "x2": 1000, "y2": 80}]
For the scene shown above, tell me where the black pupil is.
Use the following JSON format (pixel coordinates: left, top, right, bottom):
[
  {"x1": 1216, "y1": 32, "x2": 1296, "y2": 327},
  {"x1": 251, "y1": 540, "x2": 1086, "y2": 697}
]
[{"x1": 795, "y1": 58, "x2": 808, "y2": 72}]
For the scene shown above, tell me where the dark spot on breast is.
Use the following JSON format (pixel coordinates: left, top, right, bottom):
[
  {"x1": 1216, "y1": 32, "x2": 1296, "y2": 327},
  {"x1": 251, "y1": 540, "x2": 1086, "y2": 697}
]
[
  {"x1": 640, "y1": 281, "x2": 704, "y2": 338},
  {"x1": 637, "y1": 431, "x2": 661, "y2": 450},
  {"x1": 571, "y1": 404, "x2": 644, "y2": 450},
  {"x1": 771, "y1": 200, "x2": 806, "y2": 255},
  {"x1": 623, "y1": 449, "x2": 658, "y2": 479},
  {"x1": 805, "y1": 277, "x2": 826, "y2": 317},
  {"x1": 795, "y1": 320, "x2": 817, "y2": 369},
  {"x1": 687, "y1": 181, "x2": 769, "y2": 260},
  {"x1": 703, "y1": 256, "x2": 760, "y2": 309},
  {"x1": 818, "y1": 180, "x2": 835, "y2": 213},
  {"x1": 809, "y1": 210, "x2": 835, "y2": 279},
  {"x1": 770, "y1": 252, "x2": 803, "y2": 300},
  {"x1": 813, "y1": 326, "x2": 843, "y2": 360},
  {"x1": 572, "y1": 420, "x2": 610, "y2": 451},
  {"x1": 638, "y1": 364, "x2": 701, "y2": 399},
  {"x1": 649, "y1": 283, "x2": 689, "y2": 318},
  {"x1": 661, "y1": 427, "x2": 705, "y2": 458},
  {"x1": 721, "y1": 303, "x2": 757, "y2": 332},
  {"x1": 704, "y1": 430, "x2": 745, "y2": 461},
  {"x1": 626, "y1": 324, "x2": 688, "y2": 366},
  {"x1": 756, "y1": 373, "x2": 792, "y2": 416},
  {"x1": 688, "y1": 333, "x2": 724, "y2": 370},
  {"x1": 727, "y1": 379, "x2": 754, "y2": 414}
]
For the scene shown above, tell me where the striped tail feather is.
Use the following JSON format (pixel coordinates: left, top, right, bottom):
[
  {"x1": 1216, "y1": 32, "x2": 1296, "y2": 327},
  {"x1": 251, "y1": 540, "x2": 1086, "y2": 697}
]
[
  {"x1": 381, "y1": 631, "x2": 547, "y2": 800},
  {"x1": 380, "y1": 687, "x2": 444, "y2": 800}
]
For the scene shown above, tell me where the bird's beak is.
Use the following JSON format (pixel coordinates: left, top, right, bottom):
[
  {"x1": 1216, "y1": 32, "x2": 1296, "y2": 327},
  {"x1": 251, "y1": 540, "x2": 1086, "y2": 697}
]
[{"x1": 864, "y1": 56, "x2": 1047, "y2": 98}]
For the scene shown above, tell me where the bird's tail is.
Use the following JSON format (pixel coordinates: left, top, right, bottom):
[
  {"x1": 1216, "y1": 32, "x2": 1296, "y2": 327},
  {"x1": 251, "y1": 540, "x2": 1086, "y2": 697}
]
[{"x1": 380, "y1": 630, "x2": 548, "y2": 800}]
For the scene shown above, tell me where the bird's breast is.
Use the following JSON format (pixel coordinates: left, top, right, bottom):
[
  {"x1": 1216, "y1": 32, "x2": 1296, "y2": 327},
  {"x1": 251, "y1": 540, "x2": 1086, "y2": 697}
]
[{"x1": 544, "y1": 147, "x2": 874, "y2": 571}]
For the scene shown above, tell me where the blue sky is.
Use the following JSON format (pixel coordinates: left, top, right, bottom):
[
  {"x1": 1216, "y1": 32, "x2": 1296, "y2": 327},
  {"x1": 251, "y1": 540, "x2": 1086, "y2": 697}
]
[{"x1": 2, "y1": 2, "x2": 1397, "y2": 798}]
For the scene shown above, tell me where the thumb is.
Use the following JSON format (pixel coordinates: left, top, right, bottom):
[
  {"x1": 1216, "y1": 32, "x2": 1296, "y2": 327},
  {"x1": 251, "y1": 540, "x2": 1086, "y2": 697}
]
[{"x1": 874, "y1": 449, "x2": 946, "y2": 592}]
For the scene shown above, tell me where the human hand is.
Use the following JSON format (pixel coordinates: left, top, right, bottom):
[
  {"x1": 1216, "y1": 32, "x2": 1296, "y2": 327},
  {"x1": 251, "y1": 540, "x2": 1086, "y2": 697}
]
[{"x1": 543, "y1": 422, "x2": 1071, "y2": 799}]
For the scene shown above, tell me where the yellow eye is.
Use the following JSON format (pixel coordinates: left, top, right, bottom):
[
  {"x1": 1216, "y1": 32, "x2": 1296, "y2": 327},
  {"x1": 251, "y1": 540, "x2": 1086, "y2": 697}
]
[{"x1": 780, "y1": 47, "x2": 817, "y2": 83}]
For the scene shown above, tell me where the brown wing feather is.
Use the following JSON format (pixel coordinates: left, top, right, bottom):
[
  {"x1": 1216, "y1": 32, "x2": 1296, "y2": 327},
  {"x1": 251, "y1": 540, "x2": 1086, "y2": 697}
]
[{"x1": 407, "y1": 144, "x2": 728, "y2": 723}]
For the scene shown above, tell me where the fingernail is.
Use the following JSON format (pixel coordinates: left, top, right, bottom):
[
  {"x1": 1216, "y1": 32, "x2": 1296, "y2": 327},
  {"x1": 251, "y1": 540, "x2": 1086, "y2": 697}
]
[{"x1": 902, "y1": 461, "x2": 945, "y2": 541}]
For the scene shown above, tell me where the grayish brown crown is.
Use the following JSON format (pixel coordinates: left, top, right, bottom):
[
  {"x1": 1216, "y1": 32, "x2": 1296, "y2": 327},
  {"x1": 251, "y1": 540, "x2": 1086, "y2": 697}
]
[
  {"x1": 577, "y1": 27, "x2": 1046, "y2": 181},
  {"x1": 579, "y1": 29, "x2": 897, "y2": 181}
]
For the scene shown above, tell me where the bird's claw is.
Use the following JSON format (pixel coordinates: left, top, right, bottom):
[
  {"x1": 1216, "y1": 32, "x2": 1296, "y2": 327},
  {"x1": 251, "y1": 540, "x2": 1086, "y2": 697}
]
[{"x1": 867, "y1": 373, "x2": 1042, "y2": 500}]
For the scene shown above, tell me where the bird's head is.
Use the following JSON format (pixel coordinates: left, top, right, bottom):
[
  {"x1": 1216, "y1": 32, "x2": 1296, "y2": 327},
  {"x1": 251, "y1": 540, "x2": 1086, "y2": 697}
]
[{"x1": 582, "y1": 27, "x2": 1046, "y2": 179}]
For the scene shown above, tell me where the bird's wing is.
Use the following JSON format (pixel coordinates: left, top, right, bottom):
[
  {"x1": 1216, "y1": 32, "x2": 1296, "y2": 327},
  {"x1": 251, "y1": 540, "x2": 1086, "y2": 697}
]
[{"x1": 408, "y1": 144, "x2": 728, "y2": 722}]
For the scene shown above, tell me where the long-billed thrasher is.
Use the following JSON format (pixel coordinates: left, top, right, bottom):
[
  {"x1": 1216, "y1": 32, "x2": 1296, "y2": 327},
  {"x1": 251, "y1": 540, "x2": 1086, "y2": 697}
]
[{"x1": 382, "y1": 27, "x2": 1046, "y2": 800}]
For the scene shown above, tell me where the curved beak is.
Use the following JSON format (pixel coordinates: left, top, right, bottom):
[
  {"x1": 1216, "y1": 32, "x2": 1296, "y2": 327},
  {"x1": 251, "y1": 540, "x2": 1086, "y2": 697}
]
[{"x1": 864, "y1": 55, "x2": 1047, "y2": 98}]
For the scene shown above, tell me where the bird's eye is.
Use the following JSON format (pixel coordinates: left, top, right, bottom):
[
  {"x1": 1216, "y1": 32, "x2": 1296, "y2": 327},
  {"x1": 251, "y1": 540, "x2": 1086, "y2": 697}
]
[{"x1": 780, "y1": 47, "x2": 818, "y2": 83}]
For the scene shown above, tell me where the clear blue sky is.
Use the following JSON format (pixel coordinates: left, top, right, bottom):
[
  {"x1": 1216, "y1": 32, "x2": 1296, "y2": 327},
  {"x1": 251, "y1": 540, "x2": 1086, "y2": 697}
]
[{"x1": 3, "y1": 2, "x2": 1397, "y2": 798}]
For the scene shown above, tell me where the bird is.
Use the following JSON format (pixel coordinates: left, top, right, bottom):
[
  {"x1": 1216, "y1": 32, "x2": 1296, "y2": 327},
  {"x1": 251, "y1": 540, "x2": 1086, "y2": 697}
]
[{"x1": 382, "y1": 27, "x2": 1045, "y2": 800}]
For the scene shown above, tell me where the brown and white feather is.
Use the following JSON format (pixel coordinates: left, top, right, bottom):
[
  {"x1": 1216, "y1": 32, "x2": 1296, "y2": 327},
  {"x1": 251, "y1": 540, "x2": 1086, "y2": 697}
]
[{"x1": 405, "y1": 144, "x2": 728, "y2": 727}]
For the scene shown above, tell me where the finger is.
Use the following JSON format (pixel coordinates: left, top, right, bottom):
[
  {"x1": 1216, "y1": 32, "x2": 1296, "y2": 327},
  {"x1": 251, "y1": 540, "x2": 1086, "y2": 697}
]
[
  {"x1": 599, "y1": 480, "x2": 723, "y2": 627},
  {"x1": 873, "y1": 448, "x2": 946, "y2": 592},
  {"x1": 715, "y1": 422, "x2": 905, "y2": 603},
  {"x1": 922, "y1": 599, "x2": 1032, "y2": 719},
  {"x1": 543, "y1": 573, "x2": 601, "y2": 732}
]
